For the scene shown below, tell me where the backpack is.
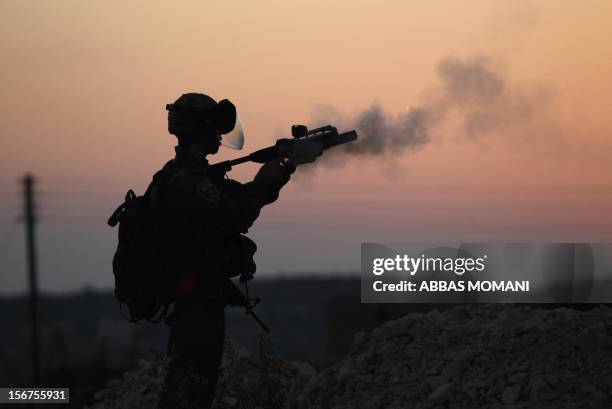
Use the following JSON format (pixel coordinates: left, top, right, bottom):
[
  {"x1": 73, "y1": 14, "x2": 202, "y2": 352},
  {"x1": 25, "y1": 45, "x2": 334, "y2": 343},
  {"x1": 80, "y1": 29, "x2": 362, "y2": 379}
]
[{"x1": 107, "y1": 171, "x2": 175, "y2": 323}]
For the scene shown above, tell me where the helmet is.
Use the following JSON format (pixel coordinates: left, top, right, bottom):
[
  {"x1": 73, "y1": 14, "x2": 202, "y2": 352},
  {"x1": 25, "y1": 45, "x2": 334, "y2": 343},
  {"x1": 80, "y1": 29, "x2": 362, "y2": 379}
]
[{"x1": 166, "y1": 93, "x2": 244, "y2": 150}]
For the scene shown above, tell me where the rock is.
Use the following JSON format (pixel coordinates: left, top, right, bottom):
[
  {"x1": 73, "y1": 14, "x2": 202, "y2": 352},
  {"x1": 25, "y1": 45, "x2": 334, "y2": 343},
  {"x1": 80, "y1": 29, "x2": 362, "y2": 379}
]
[
  {"x1": 576, "y1": 323, "x2": 607, "y2": 351},
  {"x1": 404, "y1": 347, "x2": 423, "y2": 360},
  {"x1": 390, "y1": 383, "x2": 413, "y2": 398},
  {"x1": 508, "y1": 372, "x2": 527, "y2": 384},
  {"x1": 518, "y1": 315, "x2": 542, "y2": 334},
  {"x1": 422, "y1": 375, "x2": 449, "y2": 392},
  {"x1": 466, "y1": 378, "x2": 487, "y2": 390},
  {"x1": 337, "y1": 361, "x2": 357, "y2": 383},
  {"x1": 360, "y1": 373, "x2": 373, "y2": 383},
  {"x1": 455, "y1": 348, "x2": 475, "y2": 362},
  {"x1": 408, "y1": 322, "x2": 429, "y2": 339},
  {"x1": 502, "y1": 385, "x2": 521, "y2": 404},
  {"x1": 436, "y1": 332, "x2": 450, "y2": 349},
  {"x1": 442, "y1": 361, "x2": 465, "y2": 378},
  {"x1": 529, "y1": 375, "x2": 558, "y2": 402},
  {"x1": 428, "y1": 382, "x2": 453, "y2": 404}
]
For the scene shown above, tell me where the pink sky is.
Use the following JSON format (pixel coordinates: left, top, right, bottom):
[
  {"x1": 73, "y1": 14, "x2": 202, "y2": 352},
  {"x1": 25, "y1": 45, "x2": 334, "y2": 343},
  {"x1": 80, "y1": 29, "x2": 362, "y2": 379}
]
[{"x1": 1, "y1": 1, "x2": 611, "y2": 292}]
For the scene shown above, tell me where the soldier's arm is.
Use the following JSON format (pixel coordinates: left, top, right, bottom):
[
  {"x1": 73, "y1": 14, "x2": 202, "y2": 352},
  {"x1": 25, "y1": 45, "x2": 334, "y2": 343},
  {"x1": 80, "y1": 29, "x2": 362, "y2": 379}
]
[
  {"x1": 240, "y1": 159, "x2": 295, "y2": 205},
  {"x1": 221, "y1": 138, "x2": 323, "y2": 207},
  {"x1": 167, "y1": 168, "x2": 261, "y2": 234}
]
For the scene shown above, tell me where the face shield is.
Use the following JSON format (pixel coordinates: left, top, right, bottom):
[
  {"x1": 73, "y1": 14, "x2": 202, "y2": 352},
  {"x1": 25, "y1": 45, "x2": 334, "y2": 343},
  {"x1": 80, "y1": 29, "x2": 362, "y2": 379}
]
[
  {"x1": 211, "y1": 99, "x2": 244, "y2": 150},
  {"x1": 221, "y1": 111, "x2": 244, "y2": 150}
]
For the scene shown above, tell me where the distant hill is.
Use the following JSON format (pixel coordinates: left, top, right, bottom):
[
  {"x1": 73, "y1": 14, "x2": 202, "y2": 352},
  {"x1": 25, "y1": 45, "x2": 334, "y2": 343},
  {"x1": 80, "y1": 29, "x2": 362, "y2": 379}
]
[{"x1": 0, "y1": 277, "x2": 357, "y2": 385}]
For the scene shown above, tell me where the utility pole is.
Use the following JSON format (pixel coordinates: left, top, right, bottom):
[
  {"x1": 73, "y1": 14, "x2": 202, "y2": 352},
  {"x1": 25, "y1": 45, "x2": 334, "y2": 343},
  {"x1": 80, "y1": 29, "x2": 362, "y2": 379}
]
[{"x1": 23, "y1": 173, "x2": 40, "y2": 386}]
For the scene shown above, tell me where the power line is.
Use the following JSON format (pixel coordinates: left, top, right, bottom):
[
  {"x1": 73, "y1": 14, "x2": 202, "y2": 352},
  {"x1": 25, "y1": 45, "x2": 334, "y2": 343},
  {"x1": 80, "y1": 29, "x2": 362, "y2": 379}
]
[
  {"x1": 40, "y1": 188, "x2": 128, "y2": 196},
  {"x1": 43, "y1": 176, "x2": 147, "y2": 184},
  {"x1": 36, "y1": 215, "x2": 108, "y2": 226}
]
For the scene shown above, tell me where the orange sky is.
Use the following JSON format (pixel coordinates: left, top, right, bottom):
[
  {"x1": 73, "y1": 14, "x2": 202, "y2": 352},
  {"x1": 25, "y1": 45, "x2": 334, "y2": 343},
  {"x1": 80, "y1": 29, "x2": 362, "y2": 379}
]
[{"x1": 1, "y1": 1, "x2": 611, "y2": 292}]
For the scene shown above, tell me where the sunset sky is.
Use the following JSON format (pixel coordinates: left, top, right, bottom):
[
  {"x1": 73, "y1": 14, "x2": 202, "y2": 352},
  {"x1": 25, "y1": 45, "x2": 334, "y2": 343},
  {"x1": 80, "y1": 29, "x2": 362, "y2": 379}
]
[{"x1": 1, "y1": 1, "x2": 611, "y2": 293}]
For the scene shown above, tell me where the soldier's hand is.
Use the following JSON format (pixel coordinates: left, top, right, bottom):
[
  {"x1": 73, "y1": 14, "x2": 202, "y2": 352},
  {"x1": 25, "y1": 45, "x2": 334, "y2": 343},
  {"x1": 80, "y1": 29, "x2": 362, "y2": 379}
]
[
  {"x1": 287, "y1": 139, "x2": 324, "y2": 165},
  {"x1": 239, "y1": 272, "x2": 254, "y2": 283},
  {"x1": 254, "y1": 160, "x2": 292, "y2": 187}
]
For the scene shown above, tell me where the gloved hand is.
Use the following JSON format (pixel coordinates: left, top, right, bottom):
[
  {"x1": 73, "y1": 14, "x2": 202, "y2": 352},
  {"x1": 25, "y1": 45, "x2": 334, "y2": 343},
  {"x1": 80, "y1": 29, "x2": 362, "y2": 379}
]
[
  {"x1": 253, "y1": 159, "x2": 292, "y2": 187},
  {"x1": 276, "y1": 138, "x2": 324, "y2": 166},
  {"x1": 239, "y1": 271, "x2": 254, "y2": 283}
]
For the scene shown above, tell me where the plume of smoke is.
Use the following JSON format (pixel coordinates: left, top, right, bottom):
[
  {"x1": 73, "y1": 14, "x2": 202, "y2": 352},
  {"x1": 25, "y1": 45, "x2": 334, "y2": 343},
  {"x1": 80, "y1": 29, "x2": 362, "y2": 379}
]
[
  {"x1": 309, "y1": 55, "x2": 545, "y2": 166},
  {"x1": 434, "y1": 55, "x2": 540, "y2": 136}
]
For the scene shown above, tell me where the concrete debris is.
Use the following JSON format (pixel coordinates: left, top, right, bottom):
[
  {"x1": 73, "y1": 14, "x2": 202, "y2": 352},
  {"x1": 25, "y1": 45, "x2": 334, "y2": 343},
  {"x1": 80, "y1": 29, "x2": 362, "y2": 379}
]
[
  {"x1": 86, "y1": 338, "x2": 313, "y2": 409},
  {"x1": 89, "y1": 304, "x2": 612, "y2": 409}
]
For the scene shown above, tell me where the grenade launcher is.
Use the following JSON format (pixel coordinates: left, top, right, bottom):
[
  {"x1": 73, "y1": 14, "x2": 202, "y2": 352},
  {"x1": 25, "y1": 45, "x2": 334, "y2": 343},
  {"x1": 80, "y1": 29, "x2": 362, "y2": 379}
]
[{"x1": 210, "y1": 124, "x2": 358, "y2": 173}]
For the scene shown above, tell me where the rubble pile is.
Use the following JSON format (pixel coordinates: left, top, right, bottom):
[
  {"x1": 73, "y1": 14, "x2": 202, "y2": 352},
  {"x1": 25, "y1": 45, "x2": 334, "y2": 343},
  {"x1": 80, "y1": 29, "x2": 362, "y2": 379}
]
[
  {"x1": 213, "y1": 337, "x2": 315, "y2": 409},
  {"x1": 87, "y1": 338, "x2": 315, "y2": 409},
  {"x1": 294, "y1": 304, "x2": 612, "y2": 409},
  {"x1": 87, "y1": 350, "x2": 168, "y2": 409},
  {"x1": 90, "y1": 305, "x2": 612, "y2": 409}
]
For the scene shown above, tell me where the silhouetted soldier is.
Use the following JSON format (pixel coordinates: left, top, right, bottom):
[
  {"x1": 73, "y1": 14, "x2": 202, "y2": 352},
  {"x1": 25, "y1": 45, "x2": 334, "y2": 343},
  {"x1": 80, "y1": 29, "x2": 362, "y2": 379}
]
[{"x1": 155, "y1": 93, "x2": 321, "y2": 409}]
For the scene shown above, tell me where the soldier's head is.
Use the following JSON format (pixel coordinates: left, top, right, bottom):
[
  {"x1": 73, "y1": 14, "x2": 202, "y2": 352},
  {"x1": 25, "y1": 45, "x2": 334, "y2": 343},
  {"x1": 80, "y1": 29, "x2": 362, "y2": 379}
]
[{"x1": 167, "y1": 93, "x2": 244, "y2": 155}]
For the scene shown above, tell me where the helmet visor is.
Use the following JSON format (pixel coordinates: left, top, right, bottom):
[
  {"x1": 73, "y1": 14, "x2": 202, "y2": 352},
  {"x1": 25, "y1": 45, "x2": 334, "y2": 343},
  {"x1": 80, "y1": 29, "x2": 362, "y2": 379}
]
[{"x1": 221, "y1": 112, "x2": 244, "y2": 150}]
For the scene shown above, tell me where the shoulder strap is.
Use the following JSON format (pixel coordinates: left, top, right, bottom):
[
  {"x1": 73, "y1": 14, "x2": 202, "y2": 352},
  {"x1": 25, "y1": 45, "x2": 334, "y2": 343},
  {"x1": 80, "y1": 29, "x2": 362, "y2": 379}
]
[
  {"x1": 145, "y1": 161, "x2": 175, "y2": 210},
  {"x1": 107, "y1": 190, "x2": 137, "y2": 227}
]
